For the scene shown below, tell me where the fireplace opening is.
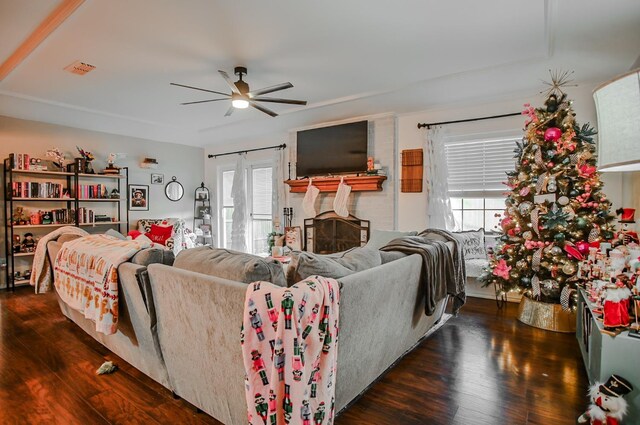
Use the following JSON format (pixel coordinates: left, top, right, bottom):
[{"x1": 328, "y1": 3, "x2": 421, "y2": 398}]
[{"x1": 304, "y1": 211, "x2": 370, "y2": 254}]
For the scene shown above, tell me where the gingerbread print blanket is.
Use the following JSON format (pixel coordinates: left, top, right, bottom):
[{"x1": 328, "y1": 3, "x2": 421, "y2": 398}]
[
  {"x1": 242, "y1": 276, "x2": 340, "y2": 425},
  {"x1": 53, "y1": 234, "x2": 150, "y2": 335}
]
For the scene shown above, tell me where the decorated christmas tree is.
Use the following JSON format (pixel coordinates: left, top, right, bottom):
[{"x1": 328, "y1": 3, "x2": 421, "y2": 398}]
[{"x1": 480, "y1": 71, "x2": 616, "y2": 308}]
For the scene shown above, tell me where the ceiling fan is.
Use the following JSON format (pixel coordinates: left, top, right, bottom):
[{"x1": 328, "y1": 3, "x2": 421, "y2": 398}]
[{"x1": 170, "y1": 66, "x2": 307, "y2": 117}]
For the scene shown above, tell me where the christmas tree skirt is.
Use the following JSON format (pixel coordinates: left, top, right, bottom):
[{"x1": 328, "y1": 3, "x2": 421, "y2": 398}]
[{"x1": 517, "y1": 295, "x2": 576, "y2": 333}]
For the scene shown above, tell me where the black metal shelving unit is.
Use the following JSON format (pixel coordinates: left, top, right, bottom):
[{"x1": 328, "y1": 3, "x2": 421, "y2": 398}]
[
  {"x1": 3, "y1": 159, "x2": 129, "y2": 290},
  {"x1": 193, "y1": 182, "x2": 213, "y2": 247}
]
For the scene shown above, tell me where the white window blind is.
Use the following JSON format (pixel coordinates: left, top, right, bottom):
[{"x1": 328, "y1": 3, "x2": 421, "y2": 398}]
[{"x1": 445, "y1": 136, "x2": 518, "y2": 197}]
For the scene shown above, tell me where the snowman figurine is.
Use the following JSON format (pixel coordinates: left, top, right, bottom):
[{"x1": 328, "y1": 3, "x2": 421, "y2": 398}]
[{"x1": 578, "y1": 374, "x2": 633, "y2": 425}]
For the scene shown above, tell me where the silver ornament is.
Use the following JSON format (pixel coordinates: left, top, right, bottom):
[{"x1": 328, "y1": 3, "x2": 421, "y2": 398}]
[
  {"x1": 519, "y1": 201, "x2": 533, "y2": 215},
  {"x1": 557, "y1": 196, "x2": 569, "y2": 206}
]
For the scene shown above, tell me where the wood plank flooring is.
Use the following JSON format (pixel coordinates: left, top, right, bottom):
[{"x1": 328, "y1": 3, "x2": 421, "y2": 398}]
[{"x1": 0, "y1": 288, "x2": 588, "y2": 424}]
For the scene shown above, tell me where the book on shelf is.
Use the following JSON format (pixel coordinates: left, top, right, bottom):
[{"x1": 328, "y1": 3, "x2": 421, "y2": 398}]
[
  {"x1": 11, "y1": 181, "x2": 65, "y2": 199},
  {"x1": 8, "y1": 153, "x2": 48, "y2": 171},
  {"x1": 77, "y1": 207, "x2": 95, "y2": 224},
  {"x1": 76, "y1": 184, "x2": 109, "y2": 199}
]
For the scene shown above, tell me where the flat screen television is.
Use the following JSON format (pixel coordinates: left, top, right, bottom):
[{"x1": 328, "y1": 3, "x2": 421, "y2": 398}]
[{"x1": 296, "y1": 120, "x2": 368, "y2": 177}]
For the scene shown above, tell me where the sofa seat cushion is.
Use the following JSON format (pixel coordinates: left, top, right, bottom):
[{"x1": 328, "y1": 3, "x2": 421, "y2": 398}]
[
  {"x1": 289, "y1": 247, "x2": 381, "y2": 284},
  {"x1": 465, "y1": 258, "x2": 489, "y2": 278},
  {"x1": 174, "y1": 246, "x2": 287, "y2": 287}
]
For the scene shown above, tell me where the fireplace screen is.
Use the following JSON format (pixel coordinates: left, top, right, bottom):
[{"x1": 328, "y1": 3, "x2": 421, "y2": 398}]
[{"x1": 304, "y1": 211, "x2": 370, "y2": 254}]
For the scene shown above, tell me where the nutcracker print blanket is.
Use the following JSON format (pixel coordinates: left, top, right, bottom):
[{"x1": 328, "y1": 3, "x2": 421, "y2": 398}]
[
  {"x1": 53, "y1": 234, "x2": 150, "y2": 335},
  {"x1": 242, "y1": 275, "x2": 340, "y2": 425}
]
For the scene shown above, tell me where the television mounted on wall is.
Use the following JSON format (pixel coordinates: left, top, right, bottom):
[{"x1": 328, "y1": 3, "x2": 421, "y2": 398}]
[{"x1": 296, "y1": 120, "x2": 368, "y2": 177}]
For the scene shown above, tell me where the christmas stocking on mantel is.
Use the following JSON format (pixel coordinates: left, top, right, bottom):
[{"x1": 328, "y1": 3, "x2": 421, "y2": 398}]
[
  {"x1": 302, "y1": 178, "x2": 320, "y2": 218},
  {"x1": 334, "y1": 177, "x2": 352, "y2": 217}
]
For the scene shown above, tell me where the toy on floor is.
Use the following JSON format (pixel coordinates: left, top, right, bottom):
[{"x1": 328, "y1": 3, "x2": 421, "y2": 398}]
[
  {"x1": 578, "y1": 374, "x2": 633, "y2": 425},
  {"x1": 96, "y1": 361, "x2": 118, "y2": 375}
]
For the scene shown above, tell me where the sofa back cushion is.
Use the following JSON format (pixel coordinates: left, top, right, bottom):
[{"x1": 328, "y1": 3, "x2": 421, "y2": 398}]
[
  {"x1": 288, "y1": 247, "x2": 381, "y2": 285},
  {"x1": 365, "y1": 229, "x2": 418, "y2": 250},
  {"x1": 452, "y1": 228, "x2": 486, "y2": 260},
  {"x1": 174, "y1": 246, "x2": 287, "y2": 287},
  {"x1": 131, "y1": 248, "x2": 175, "y2": 267}
]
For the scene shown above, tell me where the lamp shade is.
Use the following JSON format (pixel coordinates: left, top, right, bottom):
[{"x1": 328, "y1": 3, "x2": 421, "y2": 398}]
[{"x1": 593, "y1": 69, "x2": 640, "y2": 172}]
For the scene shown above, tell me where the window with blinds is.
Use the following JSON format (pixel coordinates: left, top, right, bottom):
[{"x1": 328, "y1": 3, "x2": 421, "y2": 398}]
[{"x1": 444, "y1": 136, "x2": 518, "y2": 197}]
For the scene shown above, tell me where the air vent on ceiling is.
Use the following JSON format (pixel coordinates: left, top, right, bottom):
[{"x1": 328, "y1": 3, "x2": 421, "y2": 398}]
[{"x1": 64, "y1": 60, "x2": 95, "y2": 75}]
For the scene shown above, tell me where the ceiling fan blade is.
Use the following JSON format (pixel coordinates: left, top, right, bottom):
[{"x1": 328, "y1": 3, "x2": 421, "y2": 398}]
[
  {"x1": 170, "y1": 82, "x2": 229, "y2": 97},
  {"x1": 247, "y1": 82, "x2": 293, "y2": 97},
  {"x1": 218, "y1": 70, "x2": 240, "y2": 94},
  {"x1": 250, "y1": 101, "x2": 278, "y2": 117},
  {"x1": 224, "y1": 105, "x2": 235, "y2": 117},
  {"x1": 180, "y1": 99, "x2": 228, "y2": 105},
  {"x1": 253, "y1": 97, "x2": 307, "y2": 105}
]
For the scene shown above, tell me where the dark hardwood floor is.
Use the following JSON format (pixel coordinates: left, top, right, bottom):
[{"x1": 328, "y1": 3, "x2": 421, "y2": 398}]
[{"x1": 0, "y1": 288, "x2": 588, "y2": 424}]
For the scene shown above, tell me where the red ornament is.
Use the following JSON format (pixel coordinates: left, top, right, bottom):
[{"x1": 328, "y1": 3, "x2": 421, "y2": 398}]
[
  {"x1": 576, "y1": 241, "x2": 590, "y2": 254},
  {"x1": 544, "y1": 127, "x2": 562, "y2": 141}
]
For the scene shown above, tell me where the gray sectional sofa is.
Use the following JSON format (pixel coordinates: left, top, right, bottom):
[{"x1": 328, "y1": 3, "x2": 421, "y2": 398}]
[{"x1": 46, "y1": 238, "x2": 452, "y2": 425}]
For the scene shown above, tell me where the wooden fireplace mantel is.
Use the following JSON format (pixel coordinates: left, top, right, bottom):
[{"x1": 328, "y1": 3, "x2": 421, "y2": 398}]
[{"x1": 284, "y1": 175, "x2": 387, "y2": 193}]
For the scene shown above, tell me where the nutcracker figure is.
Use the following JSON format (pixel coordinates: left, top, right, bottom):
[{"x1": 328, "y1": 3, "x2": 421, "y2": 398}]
[
  {"x1": 292, "y1": 337, "x2": 303, "y2": 378},
  {"x1": 302, "y1": 304, "x2": 320, "y2": 339},
  {"x1": 274, "y1": 346, "x2": 286, "y2": 381},
  {"x1": 249, "y1": 307, "x2": 265, "y2": 341},
  {"x1": 578, "y1": 374, "x2": 633, "y2": 425},
  {"x1": 265, "y1": 293, "x2": 278, "y2": 329},
  {"x1": 283, "y1": 384, "x2": 293, "y2": 424},
  {"x1": 313, "y1": 402, "x2": 326, "y2": 425},
  {"x1": 268, "y1": 390, "x2": 277, "y2": 425},
  {"x1": 251, "y1": 350, "x2": 269, "y2": 385},
  {"x1": 300, "y1": 399, "x2": 312, "y2": 425},
  {"x1": 318, "y1": 306, "x2": 330, "y2": 338},
  {"x1": 281, "y1": 291, "x2": 295, "y2": 330},
  {"x1": 615, "y1": 208, "x2": 638, "y2": 245},
  {"x1": 298, "y1": 293, "x2": 308, "y2": 319},
  {"x1": 603, "y1": 275, "x2": 632, "y2": 329},
  {"x1": 254, "y1": 393, "x2": 268, "y2": 425}
]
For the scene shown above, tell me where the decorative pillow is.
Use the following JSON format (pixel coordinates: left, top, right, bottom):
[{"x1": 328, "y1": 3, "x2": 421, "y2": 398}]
[
  {"x1": 128, "y1": 230, "x2": 142, "y2": 239},
  {"x1": 174, "y1": 247, "x2": 287, "y2": 287},
  {"x1": 138, "y1": 218, "x2": 177, "y2": 233},
  {"x1": 146, "y1": 224, "x2": 173, "y2": 245},
  {"x1": 452, "y1": 229, "x2": 486, "y2": 260},
  {"x1": 289, "y1": 247, "x2": 381, "y2": 285},
  {"x1": 365, "y1": 229, "x2": 418, "y2": 250}
]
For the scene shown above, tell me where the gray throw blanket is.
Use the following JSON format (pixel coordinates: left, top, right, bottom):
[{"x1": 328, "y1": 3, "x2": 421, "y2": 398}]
[{"x1": 380, "y1": 229, "x2": 466, "y2": 316}]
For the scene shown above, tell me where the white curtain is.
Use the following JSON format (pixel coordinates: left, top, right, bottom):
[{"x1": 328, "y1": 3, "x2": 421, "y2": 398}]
[
  {"x1": 272, "y1": 147, "x2": 286, "y2": 231},
  {"x1": 231, "y1": 153, "x2": 247, "y2": 252},
  {"x1": 424, "y1": 126, "x2": 456, "y2": 230}
]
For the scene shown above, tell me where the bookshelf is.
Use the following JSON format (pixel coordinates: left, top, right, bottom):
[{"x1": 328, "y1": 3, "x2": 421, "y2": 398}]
[{"x1": 3, "y1": 158, "x2": 129, "y2": 290}]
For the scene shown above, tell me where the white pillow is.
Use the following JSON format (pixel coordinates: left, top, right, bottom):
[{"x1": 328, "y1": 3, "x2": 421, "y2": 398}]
[{"x1": 452, "y1": 229, "x2": 486, "y2": 260}]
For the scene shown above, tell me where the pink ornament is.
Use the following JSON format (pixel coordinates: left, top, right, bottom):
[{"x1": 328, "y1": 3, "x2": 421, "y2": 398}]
[
  {"x1": 492, "y1": 259, "x2": 512, "y2": 280},
  {"x1": 544, "y1": 127, "x2": 562, "y2": 141},
  {"x1": 520, "y1": 186, "x2": 530, "y2": 196},
  {"x1": 576, "y1": 241, "x2": 590, "y2": 255},
  {"x1": 547, "y1": 162, "x2": 554, "y2": 168}
]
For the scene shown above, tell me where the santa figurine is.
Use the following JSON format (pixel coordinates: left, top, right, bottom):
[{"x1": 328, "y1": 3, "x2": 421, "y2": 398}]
[
  {"x1": 602, "y1": 275, "x2": 632, "y2": 329},
  {"x1": 578, "y1": 374, "x2": 633, "y2": 425},
  {"x1": 615, "y1": 208, "x2": 638, "y2": 246}
]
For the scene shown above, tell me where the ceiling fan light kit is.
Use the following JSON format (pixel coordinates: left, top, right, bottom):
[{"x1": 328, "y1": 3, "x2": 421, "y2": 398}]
[{"x1": 171, "y1": 66, "x2": 307, "y2": 117}]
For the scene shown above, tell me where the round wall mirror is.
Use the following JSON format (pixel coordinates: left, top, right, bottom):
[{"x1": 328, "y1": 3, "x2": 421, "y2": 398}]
[{"x1": 165, "y1": 176, "x2": 184, "y2": 201}]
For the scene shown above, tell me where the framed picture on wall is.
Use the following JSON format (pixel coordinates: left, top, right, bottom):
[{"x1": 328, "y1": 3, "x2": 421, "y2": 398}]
[
  {"x1": 151, "y1": 173, "x2": 164, "y2": 185},
  {"x1": 129, "y1": 184, "x2": 149, "y2": 211}
]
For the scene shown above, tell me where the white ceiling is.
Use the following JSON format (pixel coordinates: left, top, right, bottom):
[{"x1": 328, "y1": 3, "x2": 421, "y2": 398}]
[{"x1": 0, "y1": 0, "x2": 639, "y2": 147}]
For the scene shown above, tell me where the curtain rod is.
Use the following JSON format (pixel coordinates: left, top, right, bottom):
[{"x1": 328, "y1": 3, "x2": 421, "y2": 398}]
[
  {"x1": 207, "y1": 143, "x2": 286, "y2": 159},
  {"x1": 417, "y1": 112, "x2": 521, "y2": 129}
]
